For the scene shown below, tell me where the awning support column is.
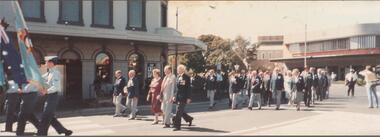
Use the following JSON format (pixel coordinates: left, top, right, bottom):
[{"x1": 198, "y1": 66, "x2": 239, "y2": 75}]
[{"x1": 174, "y1": 45, "x2": 178, "y2": 76}]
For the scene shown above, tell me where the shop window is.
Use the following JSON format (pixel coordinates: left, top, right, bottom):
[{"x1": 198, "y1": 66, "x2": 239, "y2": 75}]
[{"x1": 95, "y1": 53, "x2": 112, "y2": 83}]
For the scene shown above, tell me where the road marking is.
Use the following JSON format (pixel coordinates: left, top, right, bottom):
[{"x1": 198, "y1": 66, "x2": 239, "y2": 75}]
[{"x1": 219, "y1": 116, "x2": 315, "y2": 135}]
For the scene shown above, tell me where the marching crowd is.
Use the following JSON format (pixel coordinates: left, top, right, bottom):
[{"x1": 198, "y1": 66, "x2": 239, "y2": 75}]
[
  {"x1": 111, "y1": 65, "x2": 335, "y2": 131},
  {"x1": 3, "y1": 61, "x2": 378, "y2": 135},
  {"x1": 112, "y1": 64, "x2": 379, "y2": 133},
  {"x1": 112, "y1": 65, "x2": 193, "y2": 131},
  {"x1": 203, "y1": 66, "x2": 333, "y2": 111}
]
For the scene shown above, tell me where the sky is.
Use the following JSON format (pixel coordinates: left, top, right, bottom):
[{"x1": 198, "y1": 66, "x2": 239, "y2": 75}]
[{"x1": 167, "y1": 1, "x2": 380, "y2": 42}]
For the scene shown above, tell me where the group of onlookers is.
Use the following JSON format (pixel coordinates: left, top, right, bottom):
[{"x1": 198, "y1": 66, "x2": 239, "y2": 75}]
[{"x1": 346, "y1": 65, "x2": 379, "y2": 108}]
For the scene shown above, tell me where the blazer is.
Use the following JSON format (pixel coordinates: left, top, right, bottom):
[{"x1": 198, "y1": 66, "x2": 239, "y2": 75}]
[
  {"x1": 238, "y1": 75, "x2": 248, "y2": 90},
  {"x1": 249, "y1": 76, "x2": 262, "y2": 93},
  {"x1": 205, "y1": 75, "x2": 217, "y2": 90},
  {"x1": 175, "y1": 73, "x2": 192, "y2": 103},
  {"x1": 317, "y1": 74, "x2": 328, "y2": 89},
  {"x1": 311, "y1": 73, "x2": 319, "y2": 88},
  {"x1": 270, "y1": 73, "x2": 284, "y2": 91},
  {"x1": 126, "y1": 77, "x2": 139, "y2": 98},
  {"x1": 291, "y1": 75, "x2": 305, "y2": 92},
  {"x1": 113, "y1": 76, "x2": 126, "y2": 96},
  {"x1": 231, "y1": 76, "x2": 241, "y2": 93},
  {"x1": 304, "y1": 72, "x2": 314, "y2": 90}
]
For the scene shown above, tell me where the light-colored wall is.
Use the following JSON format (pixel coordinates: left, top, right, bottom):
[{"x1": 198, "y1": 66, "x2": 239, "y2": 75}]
[
  {"x1": 31, "y1": 37, "x2": 164, "y2": 100},
  {"x1": 0, "y1": 0, "x2": 163, "y2": 35}
]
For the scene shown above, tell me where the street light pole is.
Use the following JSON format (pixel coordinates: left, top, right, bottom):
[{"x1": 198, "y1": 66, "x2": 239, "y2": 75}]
[
  {"x1": 176, "y1": 7, "x2": 178, "y2": 30},
  {"x1": 282, "y1": 16, "x2": 308, "y2": 68},
  {"x1": 304, "y1": 23, "x2": 307, "y2": 68}
]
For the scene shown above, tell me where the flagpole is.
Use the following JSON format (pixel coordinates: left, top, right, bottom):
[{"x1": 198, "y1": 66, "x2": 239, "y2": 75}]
[{"x1": 12, "y1": 1, "x2": 28, "y2": 29}]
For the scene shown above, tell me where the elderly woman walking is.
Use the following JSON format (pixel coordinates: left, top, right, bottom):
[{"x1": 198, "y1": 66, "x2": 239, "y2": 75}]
[
  {"x1": 147, "y1": 69, "x2": 163, "y2": 125},
  {"x1": 291, "y1": 69, "x2": 305, "y2": 111}
]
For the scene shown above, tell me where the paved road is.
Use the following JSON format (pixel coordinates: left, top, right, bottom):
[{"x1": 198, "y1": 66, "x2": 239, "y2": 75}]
[{"x1": 1, "y1": 84, "x2": 380, "y2": 136}]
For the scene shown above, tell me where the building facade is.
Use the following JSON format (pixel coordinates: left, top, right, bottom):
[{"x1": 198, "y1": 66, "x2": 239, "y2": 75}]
[
  {"x1": 0, "y1": 0, "x2": 205, "y2": 101},
  {"x1": 251, "y1": 35, "x2": 284, "y2": 70},
  {"x1": 272, "y1": 23, "x2": 380, "y2": 80}
]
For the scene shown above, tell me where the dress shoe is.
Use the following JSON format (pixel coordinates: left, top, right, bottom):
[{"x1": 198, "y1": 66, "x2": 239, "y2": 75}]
[
  {"x1": 258, "y1": 107, "x2": 262, "y2": 110},
  {"x1": 152, "y1": 121, "x2": 159, "y2": 125},
  {"x1": 173, "y1": 128, "x2": 181, "y2": 131},
  {"x1": 163, "y1": 124, "x2": 171, "y2": 128},
  {"x1": 248, "y1": 107, "x2": 252, "y2": 110},
  {"x1": 113, "y1": 114, "x2": 122, "y2": 117},
  {"x1": 121, "y1": 108, "x2": 127, "y2": 114},
  {"x1": 188, "y1": 118, "x2": 193, "y2": 126},
  {"x1": 64, "y1": 130, "x2": 73, "y2": 136},
  {"x1": 128, "y1": 117, "x2": 136, "y2": 120}
]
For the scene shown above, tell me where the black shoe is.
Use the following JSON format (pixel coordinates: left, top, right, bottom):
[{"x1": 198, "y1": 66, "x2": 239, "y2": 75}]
[
  {"x1": 248, "y1": 107, "x2": 252, "y2": 110},
  {"x1": 258, "y1": 107, "x2": 262, "y2": 110},
  {"x1": 121, "y1": 108, "x2": 127, "y2": 114},
  {"x1": 163, "y1": 124, "x2": 171, "y2": 128},
  {"x1": 208, "y1": 106, "x2": 213, "y2": 110},
  {"x1": 65, "y1": 130, "x2": 73, "y2": 136},
  {"x1": 188, "y1": 118, "x2": 193, "y2": 126},
  {"x1": 173, "y1": 128, "x2": 181, "y2": 131},
  {"x1": 136, "y1": 110, "x2": 140, "y2": 115}
]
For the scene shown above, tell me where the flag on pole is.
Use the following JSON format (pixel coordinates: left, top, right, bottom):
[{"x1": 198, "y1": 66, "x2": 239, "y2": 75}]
[
  {"x1": 0, "y1": 24, "x2": 9, "y2": 86},
  {"x1": 1, "y1": 31, "x2": 28, "y2": 86},
  {"x1": 12, "y1": 1, "x2": 47, "y2": 91}
]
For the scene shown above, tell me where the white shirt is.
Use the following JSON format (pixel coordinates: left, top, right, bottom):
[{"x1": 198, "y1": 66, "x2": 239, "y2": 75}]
[
  {"x1": 42, "y1": 67, "x2": 61, "y2": 94},
  {"x1": 345, "y1": 72, "x2": 358, "y2": 82},
  {"x1": 359, "y1": 70, "x2": 377, "y2": 83}
]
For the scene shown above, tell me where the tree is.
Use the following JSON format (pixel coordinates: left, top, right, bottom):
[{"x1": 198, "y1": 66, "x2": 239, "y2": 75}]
[
  {"x1": 180, "y1": 34, "x2": 259, "y2": 73},
  {"x1": 181, "y1": 51, "x2": 205, "y2": 73}
]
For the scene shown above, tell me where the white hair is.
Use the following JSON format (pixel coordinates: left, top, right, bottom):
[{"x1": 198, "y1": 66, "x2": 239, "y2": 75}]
[
  {"x1": 177, "y1": 64, "x2": 186, "y2": 71},
  {"x1": 129, "y1": 70, "x2": 136, "y2": 74}
]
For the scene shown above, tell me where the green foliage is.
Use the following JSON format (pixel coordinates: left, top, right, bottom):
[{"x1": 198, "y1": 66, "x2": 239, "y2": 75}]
[{"x1": 180, "y1": 34, "x2": 258, "y2": 72}]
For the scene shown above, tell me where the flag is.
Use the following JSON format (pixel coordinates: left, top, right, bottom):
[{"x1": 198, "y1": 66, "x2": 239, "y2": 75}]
[
  {"x1": 0, "y1": 25, "x2": 8, "y2": 86},
  {"x1": 1, "y1": 31, "x2": 28, "y2": 86},
  {"x1": 12, "y1": 1, "x2": 47, "y2": 91}
]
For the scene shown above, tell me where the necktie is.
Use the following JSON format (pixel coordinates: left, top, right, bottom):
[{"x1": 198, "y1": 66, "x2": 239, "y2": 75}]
[{"x1": 161, "y1": 76, "x2": 168, "y2": 92}]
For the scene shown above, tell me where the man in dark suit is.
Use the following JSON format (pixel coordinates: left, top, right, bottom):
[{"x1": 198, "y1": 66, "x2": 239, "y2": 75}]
[
  {"x1": 248, "y1": 70, "x2": 262, "y2": 110},
  {"x1": 310, "y1": 67, "x2": 319, "y2": 105},
  {"x1": 112, "y1": 70, "x2": 127, "y2": 117},
  {"x1": 173, "y1": 65, "x2": 193, "y2": 131},
  {"x1": 125, "y1": 70, "x2": 140, "y2": 120},
  {"x1": 317, "y1": 69, "x2": 328, "y2": 101},
  {"x1": 304, "y1": 67, "x2": 313, "y2": 107},
  {"x1": 205, "y1": 69, "x2": 217, "y2": 110},
  {"x1": 270, "y1": 67, "x2": 284, "y2": 110}
]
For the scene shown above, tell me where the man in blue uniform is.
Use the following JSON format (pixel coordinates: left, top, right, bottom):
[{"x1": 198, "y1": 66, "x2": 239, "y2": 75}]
[{"x1": 37, "y1": 56, "x2": 72, "y2": 136}]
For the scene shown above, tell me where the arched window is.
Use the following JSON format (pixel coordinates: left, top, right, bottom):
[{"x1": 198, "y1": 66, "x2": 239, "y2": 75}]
[
  {"x1": 95, "y1": 52, "x2": 112, "y2": 83},
  {"x1": 128, "y1": 53, "x2": 144, "y2": 76}
]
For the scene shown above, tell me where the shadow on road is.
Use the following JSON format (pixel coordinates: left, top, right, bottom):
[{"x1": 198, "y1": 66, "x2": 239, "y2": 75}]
[{"x1": 181, "y1": 126, "x2": 228, "y2": 133}]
